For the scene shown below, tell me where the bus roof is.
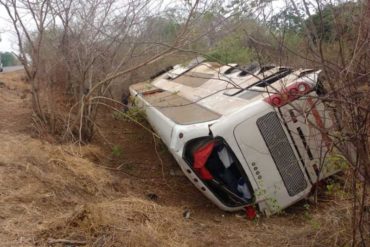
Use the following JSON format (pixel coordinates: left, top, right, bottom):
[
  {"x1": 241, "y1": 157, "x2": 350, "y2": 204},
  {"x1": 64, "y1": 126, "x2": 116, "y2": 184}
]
[{"x1": 130, "y1": 62, "x2": 319, "y2": 124}]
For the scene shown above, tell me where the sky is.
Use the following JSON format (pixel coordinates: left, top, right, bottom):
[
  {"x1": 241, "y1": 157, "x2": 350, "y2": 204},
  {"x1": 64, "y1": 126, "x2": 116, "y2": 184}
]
[
  {"x1": 0, "y1": 5, "x2": 16, "y2": 52},
  {"x1": 0, "y1": 0, "x2": 287, "y2": 53}
]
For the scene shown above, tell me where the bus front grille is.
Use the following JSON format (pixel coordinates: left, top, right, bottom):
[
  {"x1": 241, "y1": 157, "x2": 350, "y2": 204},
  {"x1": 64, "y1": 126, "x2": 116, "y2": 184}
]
[{"x1": 257, "y1": 112, "x2": 307, "y2": 196}]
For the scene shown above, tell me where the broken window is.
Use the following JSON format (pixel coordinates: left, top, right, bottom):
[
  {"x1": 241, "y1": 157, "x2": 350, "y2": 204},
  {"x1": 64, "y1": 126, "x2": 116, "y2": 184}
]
[
  {"x1": 254, "y1": 68, "x2": 293, "y2": 88},
  {"x1": 184, "y1": 137, "x2": 254, "y2": 207}
]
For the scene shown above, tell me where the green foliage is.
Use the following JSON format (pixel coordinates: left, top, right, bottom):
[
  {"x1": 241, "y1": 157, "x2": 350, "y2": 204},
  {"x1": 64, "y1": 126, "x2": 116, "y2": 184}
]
[
  {"x1": 203, "y1": 11, "x2": 215, "y2": 22},
  {"x1": 112, "y1": 105, "x2": 146, "y2": 124},
  {"x1": 266, "y1": 196, "x2": 281, "y2": 213},
  {"x1": 302, "y1": 204, "x2": 320, "y2": 230},
  {"x1": 310, "y1": 219, "x2": 321, "y2": 230},
  {"x1": 0, "y1": 52, "x2": 19, "y2": 67},
  {"x1": 269, "y1": 2, "x2": 360, "y2": 43},
  {"x1": 207, "y1": 34, "x2": 254, "y2": 64},
  {"x1": 144, "y1": 16, "x2": 180, "y2": 43},
  {"x1": 324, "y1": 153, "x2": 349, "y2": 173},
  {"x1": 326, "y1": 182, "x2": 338, "y2": 194},
  {"x1": 325, "y1": 178, "x2": 346, "y2": 197},
  {"x1": 270, "y1": 6, "x2": 304, "y2": 33},
  {"x1": 156, "y1": 138, "x2": 168, "y2": 154},
  {"x1": 303, "y1": 203, "x2": 312, "y2": 220},
  {"x1": 254, "y1": 181, "x2": 282, "y2": 214},
  {"x1": 305, "y1": 2, "x2": 360, "y2": 42},
  {"x1": 111, "y1": 145, "x2": 123, "y2": 158}
]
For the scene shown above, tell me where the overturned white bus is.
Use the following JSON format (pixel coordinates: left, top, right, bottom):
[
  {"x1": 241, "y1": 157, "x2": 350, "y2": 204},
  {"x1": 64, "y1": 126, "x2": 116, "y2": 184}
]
[{"x1": 129, "y1": 59, "x2": 341, "y2": 216}]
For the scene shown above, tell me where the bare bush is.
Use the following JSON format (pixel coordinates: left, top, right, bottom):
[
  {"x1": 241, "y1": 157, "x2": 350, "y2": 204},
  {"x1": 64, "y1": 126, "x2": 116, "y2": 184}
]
[{"x1": 1, "y1": 0, "x2": 238, "y2": 142}]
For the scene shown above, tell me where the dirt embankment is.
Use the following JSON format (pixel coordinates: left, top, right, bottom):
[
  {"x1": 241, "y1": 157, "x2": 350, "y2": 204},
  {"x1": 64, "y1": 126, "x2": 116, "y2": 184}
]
[{"x1": 0, "y1": 71, "x2": 359, "y2": 246}]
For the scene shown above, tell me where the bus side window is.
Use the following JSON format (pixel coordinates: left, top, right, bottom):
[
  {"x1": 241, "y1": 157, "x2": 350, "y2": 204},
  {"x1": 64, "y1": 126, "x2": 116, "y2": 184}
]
[{"x1": 315, "y1": 79, "x2": 327, "y2": 96}]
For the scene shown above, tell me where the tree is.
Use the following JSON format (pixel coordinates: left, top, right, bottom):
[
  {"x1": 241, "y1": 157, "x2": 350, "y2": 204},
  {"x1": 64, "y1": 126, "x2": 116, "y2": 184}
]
[
  {"x1": 0, "y1": 52, "x2": 18, "y2": 66},
  {"x1": 270, "y1": 5, "x2": 304, "y2": 33},
  {"x1": 304, "y1": 2, "x2": 361, "y2": 42}
]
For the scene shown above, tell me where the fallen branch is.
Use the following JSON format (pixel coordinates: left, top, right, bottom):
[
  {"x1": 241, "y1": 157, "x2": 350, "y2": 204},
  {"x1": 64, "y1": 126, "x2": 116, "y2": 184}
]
[{"x1": 47, "y1": 238, "x2": 87, "y2": 245}]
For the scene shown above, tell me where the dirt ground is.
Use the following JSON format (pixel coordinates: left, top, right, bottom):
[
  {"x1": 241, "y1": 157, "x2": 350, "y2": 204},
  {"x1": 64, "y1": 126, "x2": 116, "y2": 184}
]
[{"x1": 0, "y1": 71, "x2": 361, "y2": 246}]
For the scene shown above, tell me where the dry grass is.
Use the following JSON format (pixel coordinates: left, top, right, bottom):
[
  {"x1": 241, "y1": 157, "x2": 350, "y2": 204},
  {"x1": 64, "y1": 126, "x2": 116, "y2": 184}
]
[
  {"x1": 0, "y1": 133, "x2": 122, "y2": 245},
  {"x1": 0, "y1": 70, "x2": 30, "y2": 92},
  {"x1": 38, "y1": 198, "x2": 192, "y2": 246}
]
